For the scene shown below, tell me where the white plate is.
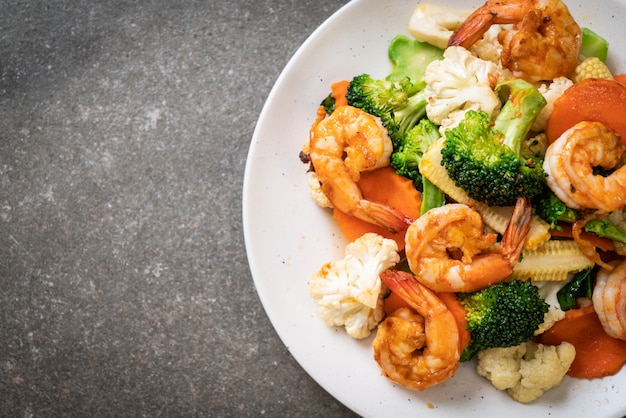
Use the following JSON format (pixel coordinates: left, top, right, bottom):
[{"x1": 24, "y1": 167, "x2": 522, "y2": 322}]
[{"x1": 243, "y1": 0, "x2": 626, "y2": 416}]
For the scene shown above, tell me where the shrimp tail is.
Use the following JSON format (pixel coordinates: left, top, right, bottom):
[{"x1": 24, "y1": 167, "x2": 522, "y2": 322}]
[
  {"x1": 500, "y1": 197, "x2": 533, "y2": 264},
  {"x1": 447, "y1": 0, "x2": 531, "y2": 48},
  {"x1": 448, "y1": 10, "x2": 495, "y2": 48},
  {"x1": 358, "y1": 200, "x2": 414, "y2": 233},
  {"x1": 380, "y1": 270, "x2": 431, "y2": 313}
]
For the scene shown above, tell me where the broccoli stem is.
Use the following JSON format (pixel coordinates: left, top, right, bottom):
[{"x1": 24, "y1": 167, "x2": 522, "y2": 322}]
[
  {"x1": 420, "y1": 177, "x2": 445, "y2": 216},
  {"x1": 581, "y1": 27, "x2": 609, "y2": 63},
  {"x1": 493, "y1": 79, "x2": 547, "y2": 154},
  {"x1": 390, "y1": 118, "x2": 445, "y2": 214},
  {"x1": 386, "y1": 35, "x2": 443, "y2": 91},
  {"x1": 393, "y1": 91, "x2": 428, "y2": 144}
]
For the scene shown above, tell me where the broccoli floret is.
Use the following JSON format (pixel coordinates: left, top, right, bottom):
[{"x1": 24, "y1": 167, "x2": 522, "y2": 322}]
[
  {"x1": 346, "y1": 74, "x2": 427, "y2": 148},
  {"x1": 344, "y1": 33, "x2": 442, "y2": 147},
  {"x1": 386, "y1": 35, "x2": 443, "y2": 89},
  {"x1": 441, "y1": 79, "x2": 547, "y2": 207},
  {"x1": 533, "y1": 189, "x2": 626, "y2": 243},
  {"x1": 584, "y1": 217, "x2": 626, "y2": 245},
  {"x1": 459, "y1": 280, "x2": 549, "y2": 361},
  {"x1": 390, "y1": 118, "x2": 438, "y2": 186},
  {"x1": 390, "y1": 119, "x2": 445, "y2": 214},
  {"x1": 533, "y1": 188, "x2": 578, "y2": 230}
]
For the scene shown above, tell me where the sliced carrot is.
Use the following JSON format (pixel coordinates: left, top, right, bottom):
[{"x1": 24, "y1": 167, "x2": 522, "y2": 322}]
[
  {"x1": 549, "y1": 223, "x2": 615, "y2": 252},
  {"x1": 333, "y1": 167, "x2": 421, "y2": 250},
  {"x1": 539, "y1": 305, "x2": 626, "y2": 379},
  {"x1": 614, "y1": 74, "x2": 626, "y2": 86},
  {"x1": 383, "y1": 290, "x2": 411, "y2": 316},
  {"x1": 330, "y1": 80, "x2": 350, "y2": 108},
  {"x1": 438, "y1": 292, "x2": 471, "y2": 352},
  {"x1": 564, "y1": 304, "x2": 595, "y2": 318},
  {"x1": 546, "y1": 78, "x2": 626, "y2": 145}
]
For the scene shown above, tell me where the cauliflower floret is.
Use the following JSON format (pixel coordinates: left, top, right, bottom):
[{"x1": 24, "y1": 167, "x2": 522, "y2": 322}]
[
  {"x1": 307, "y1": 172, "x2": 333, "y2": 209},
  {"x1": 532, "y1": 77, "x2": 574, "y2": 132},
  {"x1": 469, "y1": 25, "x2": 505, "y2": 64},
  {"x1": 424, "y1": 46, "x2": 502, "y2": 130},
  {"x1": 408, "y1": 3, "x2": 470, "y2": 50},
  {"x1": 309, "y1": 233, "x2": 399, "y2": 339},
  {"x1": 435, "y1": 108, "x2": 476, "y2": 135},
  {"x1": 476, "y1": 344, "x2": 527, "y2": 390},
  {"x1": 533, "y1": 280, "x2": 566, "y2": 335},
  {"x1": 512, "y1": 342, "x2": 576, "y2": 403},
  {"x1": 477, "y1": 341, "x2": 576, "y2": 403}
]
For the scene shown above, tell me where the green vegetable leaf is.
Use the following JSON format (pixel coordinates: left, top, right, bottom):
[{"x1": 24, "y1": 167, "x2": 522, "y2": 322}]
[
  {"x1": 557, "y1": 267, "x2": 595, "y2": 311},
  {"x1": 320, "y1": 93, "x2": 335, "y2": 115}
]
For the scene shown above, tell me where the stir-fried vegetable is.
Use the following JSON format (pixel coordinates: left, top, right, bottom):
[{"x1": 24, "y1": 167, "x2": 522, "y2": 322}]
[
  {"x1": 441, "y1": 79, "x2": 547, "y2": 207},
  {"x1": 345, "y1": 38, "x2": 442, "y2": 148},
  {"x1": 459, "y1": 280, "x2": 549, "y2": 361},
  {"x1": 580, "y1": 27, "x2": 609, "y2": 62},
  {"x1": 386, "y1": 35, "x2": 443, "y2": 87},
  {"x1": 534, "y1": 189, "x2": 626, "y2": 246},
  {"x1": 540, "y1": 306, "x2": 626, "y2": 378},
  {"x1": 557, "y1": 267, "x2": 595, "y2": 311},
  {"x1": 332, "y1": 167, "x2": 422, "y2": 250},
  {"x1": 301, "y1": 0, "x2": 626, "y2": 404},
  {"x1": 390, "y1": 118, "x2": 445, "y2": 214},
  {"x1": 546, "y1": 78, "x2": 626, "y2": 143},
  {"x1": 346, "y1": 74, "x2": 427, "y2": 147}
]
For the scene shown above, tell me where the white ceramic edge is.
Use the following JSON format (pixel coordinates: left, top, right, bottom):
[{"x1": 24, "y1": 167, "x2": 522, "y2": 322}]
[{"x1": 243, "y1": 0, "x2": 626, "y2": 417}]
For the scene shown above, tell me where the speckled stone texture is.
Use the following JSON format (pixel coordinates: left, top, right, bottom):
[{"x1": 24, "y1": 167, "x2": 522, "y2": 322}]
[{"x1": 0, "y1": 0, "x2": 358, "y2": 416}]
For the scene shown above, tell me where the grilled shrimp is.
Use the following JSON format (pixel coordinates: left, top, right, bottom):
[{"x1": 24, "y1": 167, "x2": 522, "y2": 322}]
[
  {"x1": 593, "y1": 260, "x2": 626, "y2": 340},
  {"x1": 308, "y1": 106, "x2": 413, "y2": 232},
  {"x1": 373, "y1": 270, "x2": 460, "y2": 390},
  {"x1": 448, "y1": 0, "x2": 582, "y2": 82},
  {"x1": 543, "y1": 121, "x2": 626, "y2": 213},
  {"x1": 404, "y1": 198, "x2": 532, "y2": 293}
]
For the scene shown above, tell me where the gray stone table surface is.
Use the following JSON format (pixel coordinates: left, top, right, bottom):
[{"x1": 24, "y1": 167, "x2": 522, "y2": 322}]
[{"x1": 0, "y1": 0, "x2": 361, "y2": 416}]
